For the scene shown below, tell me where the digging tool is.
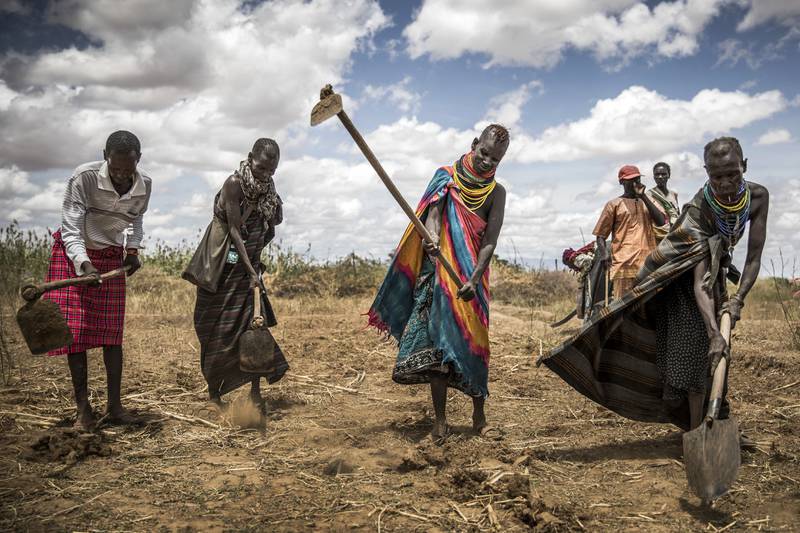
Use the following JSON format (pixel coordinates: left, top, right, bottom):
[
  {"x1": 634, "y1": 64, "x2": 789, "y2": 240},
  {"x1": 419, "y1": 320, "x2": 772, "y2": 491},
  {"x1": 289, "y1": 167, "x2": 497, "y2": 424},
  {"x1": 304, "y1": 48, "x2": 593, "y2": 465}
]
[
  {"x1": 682, "y1": 312, "x2": 740, "y2": 504},
  {"x1": 310, "y1": 85, "x2": 464, "y2": 290},
  {"x1": 238, "y1": 283, "x2": 276, "y2": 373},
  {"x1": 16, "y1": 266, "x2": 130, "y2": 355}
]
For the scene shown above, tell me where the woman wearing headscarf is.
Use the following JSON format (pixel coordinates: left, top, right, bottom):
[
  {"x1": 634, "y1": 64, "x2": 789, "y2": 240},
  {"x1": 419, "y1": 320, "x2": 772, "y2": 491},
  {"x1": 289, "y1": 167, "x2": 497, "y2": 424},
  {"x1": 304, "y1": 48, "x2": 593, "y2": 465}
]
[{"x1": 183, "y1": 138, "x2": 288, "y2": 407}]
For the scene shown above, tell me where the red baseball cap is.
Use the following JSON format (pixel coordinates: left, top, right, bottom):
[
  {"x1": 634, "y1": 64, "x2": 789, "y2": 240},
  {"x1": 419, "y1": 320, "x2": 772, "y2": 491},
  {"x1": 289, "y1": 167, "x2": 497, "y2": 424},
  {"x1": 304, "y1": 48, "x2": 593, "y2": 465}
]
[{"x1": 618, "y1": 165, "x2": 642, "y2": 181}]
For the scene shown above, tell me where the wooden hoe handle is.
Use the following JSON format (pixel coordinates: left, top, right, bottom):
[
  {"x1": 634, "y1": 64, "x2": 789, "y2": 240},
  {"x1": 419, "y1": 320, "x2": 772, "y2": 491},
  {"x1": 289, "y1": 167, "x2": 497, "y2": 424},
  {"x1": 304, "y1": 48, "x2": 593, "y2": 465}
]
[
  {"x1": 21, "y1": 266, "x2": 131, "y2": 302},
  {"x1": 706, "y1": 312, "x2": 732, "y2": 420},
  {"x1": 335, "y1": 111, "x2": 464, "y2": 289}
]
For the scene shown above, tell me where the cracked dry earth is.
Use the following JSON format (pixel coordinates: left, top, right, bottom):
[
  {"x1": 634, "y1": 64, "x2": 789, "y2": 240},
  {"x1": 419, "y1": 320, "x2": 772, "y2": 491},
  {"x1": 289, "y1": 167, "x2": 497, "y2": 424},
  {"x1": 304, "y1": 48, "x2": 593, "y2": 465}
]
[{"x1": 1, "y1": 271, "x2": 799, "y2": 531}]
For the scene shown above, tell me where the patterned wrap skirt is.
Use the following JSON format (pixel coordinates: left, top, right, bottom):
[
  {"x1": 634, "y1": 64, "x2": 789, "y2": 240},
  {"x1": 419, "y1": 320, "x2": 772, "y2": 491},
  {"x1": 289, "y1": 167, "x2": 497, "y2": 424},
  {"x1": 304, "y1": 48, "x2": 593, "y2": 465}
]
[
  {"x1": 392, "y1": 257, "x2": 480, "y2": 397},
  {"x1": 193, "y1": 210, "x2": 288, "y2": 396},
  {"x1": 43, "y1": 230, "x2": 126, "y2": 356}
]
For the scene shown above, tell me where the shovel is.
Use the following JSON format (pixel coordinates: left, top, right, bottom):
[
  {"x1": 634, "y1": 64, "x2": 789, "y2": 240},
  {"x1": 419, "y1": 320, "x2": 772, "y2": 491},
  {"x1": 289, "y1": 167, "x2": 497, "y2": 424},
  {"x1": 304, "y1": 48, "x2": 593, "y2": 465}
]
[
  {"x1": 310, "y1": 84, "x2": 464, "y2": 290},
  {"x1": 238, "y1": 284, "x2": 276, "y2": 373},
  {"x1": 16, "y1": 266, "x2": 130, "y2": 355},
  {"x1": 682, "y1": 311, "x2": 740, "y2": 504}
]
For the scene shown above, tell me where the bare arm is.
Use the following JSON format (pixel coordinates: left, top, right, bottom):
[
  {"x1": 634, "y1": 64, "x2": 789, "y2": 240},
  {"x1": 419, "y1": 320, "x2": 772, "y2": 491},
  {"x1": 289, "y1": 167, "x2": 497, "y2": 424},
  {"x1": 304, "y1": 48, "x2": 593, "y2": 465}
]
[
  {"x1": 694, "y1": 257, "x2": 728, "y2": 374},
  {"x1": 637, "y1": 186, "x2": 667, "y2": 226},
  {"x1": 458, "y1": 185, "x2": 506, "y2": 301},
  {"x1": 222, "y1": 176, "x2": 260, "y2": 287},
  {"x1": 422, "y1": 199, "x2": 443, "y2": 256},
  {"x1": 732, "y1": 184, "x2": 769, "y2": 311}
]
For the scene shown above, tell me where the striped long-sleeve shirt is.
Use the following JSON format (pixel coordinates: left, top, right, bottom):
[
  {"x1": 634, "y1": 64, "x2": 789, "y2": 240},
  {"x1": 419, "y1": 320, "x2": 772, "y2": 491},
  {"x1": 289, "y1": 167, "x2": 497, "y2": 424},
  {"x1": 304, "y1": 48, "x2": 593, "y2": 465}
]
[{"x1": 61, "y1": 161, "x2": 152, "y2": 274}]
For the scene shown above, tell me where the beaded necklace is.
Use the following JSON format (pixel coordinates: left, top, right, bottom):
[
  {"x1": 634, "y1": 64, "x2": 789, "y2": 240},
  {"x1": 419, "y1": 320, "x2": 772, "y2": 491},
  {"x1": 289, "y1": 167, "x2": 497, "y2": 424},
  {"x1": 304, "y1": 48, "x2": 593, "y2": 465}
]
[
  {"x1": 703, "y1": 180, "x2": 751, "y2": 243},
  {"x1": 453, "y1": 152, "x2": 496, "y2": 211}
]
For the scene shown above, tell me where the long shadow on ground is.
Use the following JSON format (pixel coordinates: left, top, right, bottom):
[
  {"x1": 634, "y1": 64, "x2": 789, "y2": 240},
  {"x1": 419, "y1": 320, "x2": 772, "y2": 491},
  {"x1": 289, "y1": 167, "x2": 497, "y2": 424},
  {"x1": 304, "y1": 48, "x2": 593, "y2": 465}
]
[{"x1": 543, "y1": 433, "x2": 683, "y2": 462}]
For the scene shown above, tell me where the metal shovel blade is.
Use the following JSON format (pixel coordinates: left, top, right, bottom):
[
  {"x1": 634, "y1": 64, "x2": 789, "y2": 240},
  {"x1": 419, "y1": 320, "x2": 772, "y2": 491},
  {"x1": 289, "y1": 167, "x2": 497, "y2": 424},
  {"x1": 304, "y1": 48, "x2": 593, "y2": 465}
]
[
  {"x1": 682, "y1": 416, "x2": 741, "y2": 503},
  {"x1": 310, "y1": 93, "x2": 342, "y2": 126},
  {"x1": 16, "y1": 299, "x2": 73, "y2": 355},
  {"x1": 238, "y1": 326, "x2": 276, "y2": 373}
]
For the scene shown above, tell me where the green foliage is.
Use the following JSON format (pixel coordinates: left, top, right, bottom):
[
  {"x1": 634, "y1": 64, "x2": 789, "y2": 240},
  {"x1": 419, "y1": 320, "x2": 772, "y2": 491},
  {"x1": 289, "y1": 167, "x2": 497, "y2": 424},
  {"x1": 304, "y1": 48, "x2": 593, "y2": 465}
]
[
  {"x1": 143, "y1": 240, "x2": 195, "y2": 277},
  {"x1": 0, "y1": 222, "x2": 577, "y2": 305},
  {"x1": 0, "y1": 222, "x2": 53, "y2": 384},
  {"x1": 264, "y1": 245, "x2": 386, "y2": 298},
  {"x1": 491, "y1": 257, "x2": 577, "y2": 307},
  {"x1": 0, "y1": 222, "x2": 51, "y2": 300}
]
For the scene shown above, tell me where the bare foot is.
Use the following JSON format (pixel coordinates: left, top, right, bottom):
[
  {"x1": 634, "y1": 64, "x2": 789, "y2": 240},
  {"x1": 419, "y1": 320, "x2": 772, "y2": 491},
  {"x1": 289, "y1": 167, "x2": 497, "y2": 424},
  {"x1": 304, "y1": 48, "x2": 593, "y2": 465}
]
[
  {"x1": 474, "y1": 414, "x2": 503, "y2": 439},
  {"x1": 249, "y1": 393, "x2": 266, "y2": 415},
  {"x1": 104, "y1": 407, "x2": 141, "y2": 426},
  {"x1": 472, "y1": 412, "x2": 487, "y2": 434},
  {"x1": 431, "y1": 419, "x2": 449, "y2": 443},
  {"x1": 477, "y1": 426, "x2": 503, "y2": 440},
  {"x1": 74, "y1": 408, "x2": 96, "y2": 432}
]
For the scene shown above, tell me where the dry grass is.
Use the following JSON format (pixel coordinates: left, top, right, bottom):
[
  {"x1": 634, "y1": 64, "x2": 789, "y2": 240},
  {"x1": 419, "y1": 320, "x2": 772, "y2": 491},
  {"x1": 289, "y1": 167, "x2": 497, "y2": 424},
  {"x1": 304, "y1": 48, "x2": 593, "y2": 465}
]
[{"x1": 0, "y1": 226, "x2": 799, "y2": 531}]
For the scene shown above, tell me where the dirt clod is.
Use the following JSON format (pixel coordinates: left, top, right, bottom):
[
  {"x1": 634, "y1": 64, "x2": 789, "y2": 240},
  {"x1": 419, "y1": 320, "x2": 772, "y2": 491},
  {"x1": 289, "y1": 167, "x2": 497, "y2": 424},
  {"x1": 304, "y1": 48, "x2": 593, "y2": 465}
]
[
  {"x1": 323, "y1": 457, "x2": 356, "y2": 476},
  {"x1": 24, "y1": 429, "x2": 109, "y2": 463},
  {"x1": 504, "y1": 473, "x2": 530, "y2": 499},
  {"x1": 450, "y1": 468, "x2": 487, "y2": 499},
  {"x1": 397, "y1": 451, "x2": 427, "y2": 472}
]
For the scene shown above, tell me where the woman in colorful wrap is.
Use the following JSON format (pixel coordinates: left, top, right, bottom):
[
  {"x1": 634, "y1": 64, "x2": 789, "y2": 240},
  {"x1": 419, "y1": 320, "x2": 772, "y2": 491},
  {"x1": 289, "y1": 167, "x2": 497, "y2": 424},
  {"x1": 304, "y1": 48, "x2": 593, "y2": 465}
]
[
  {"x1": 44, "y1": 130, "x2": 151, "y2": 431},
  {"x1": 183, "y1": 138, "x2": 288, "y2": 409},
  {"x1": 369, "y1": 125, "x2": 509, "y2": 440}
]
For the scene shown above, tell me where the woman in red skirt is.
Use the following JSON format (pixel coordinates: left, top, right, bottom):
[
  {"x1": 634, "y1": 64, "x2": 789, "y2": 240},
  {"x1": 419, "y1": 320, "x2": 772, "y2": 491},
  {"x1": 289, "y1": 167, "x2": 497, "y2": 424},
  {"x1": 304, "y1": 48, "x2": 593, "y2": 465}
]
[{"x1": 44, "y1": 131, "x2": 152, "y2": 430}]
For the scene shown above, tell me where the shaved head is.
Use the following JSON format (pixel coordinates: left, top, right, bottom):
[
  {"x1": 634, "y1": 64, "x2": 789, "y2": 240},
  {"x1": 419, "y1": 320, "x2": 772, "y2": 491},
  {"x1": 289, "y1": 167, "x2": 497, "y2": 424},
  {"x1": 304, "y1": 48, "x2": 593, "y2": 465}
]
[
  {"x1": 704, "y1": 136, "x2": 747, "y2": 201},
  {"x1": 704, "y1": 136, "x2": 743, "y2": 165}
]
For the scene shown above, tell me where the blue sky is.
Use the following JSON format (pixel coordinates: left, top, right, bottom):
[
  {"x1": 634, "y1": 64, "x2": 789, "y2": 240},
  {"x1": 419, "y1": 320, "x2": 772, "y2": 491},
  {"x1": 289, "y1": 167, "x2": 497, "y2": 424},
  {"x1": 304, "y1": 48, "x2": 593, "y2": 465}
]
[{"x1": 0, "y1": 0, "x2": 798, "y2": 269}]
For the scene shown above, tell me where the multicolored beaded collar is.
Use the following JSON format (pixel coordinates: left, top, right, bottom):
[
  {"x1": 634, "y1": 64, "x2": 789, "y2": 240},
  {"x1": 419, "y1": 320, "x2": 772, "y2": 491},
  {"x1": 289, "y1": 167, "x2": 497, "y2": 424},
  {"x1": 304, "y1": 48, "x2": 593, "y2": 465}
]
[
  {"x1": 703, "y1": 180, "x2": 751, "y2": 243},
  {"x1": 453, "y1": 152, "x2": 496, "y2": 211}
]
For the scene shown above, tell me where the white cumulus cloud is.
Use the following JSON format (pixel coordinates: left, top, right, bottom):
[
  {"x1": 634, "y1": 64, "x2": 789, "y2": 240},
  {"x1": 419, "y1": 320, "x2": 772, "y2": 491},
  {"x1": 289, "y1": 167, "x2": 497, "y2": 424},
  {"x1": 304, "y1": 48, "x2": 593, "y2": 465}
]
[
  {"x1": 405, "y1": 0, "x2": 725, "y2": 68},
  {"x1": 737, "y1": 0, "x2": 800, "y2": 31},
  {"x1": 0, "y1": 0, "x2": 389, "y2": 174},
  {"x1": 361, "y1": 77, "x2": 422, "y2": 113},
  {"x1": 513, "y1": 86, "x2": 787, "y2": 162},
  {"x1": 756, "y1": 128, "x2": 793, "y2": 145}
]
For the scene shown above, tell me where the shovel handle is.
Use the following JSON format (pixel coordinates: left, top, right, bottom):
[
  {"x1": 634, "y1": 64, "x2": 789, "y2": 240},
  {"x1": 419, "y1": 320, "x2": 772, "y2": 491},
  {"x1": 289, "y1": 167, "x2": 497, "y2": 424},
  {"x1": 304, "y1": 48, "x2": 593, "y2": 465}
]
[
  {"x1": 21, "y1": 266, "x2": 131, "y2": 301},
  {"x1": 706, "y1": 312, "x2": 732, "y2": 419},
  {"x1": 335, "y1": 109, "x2": 464, "y2": 290}
]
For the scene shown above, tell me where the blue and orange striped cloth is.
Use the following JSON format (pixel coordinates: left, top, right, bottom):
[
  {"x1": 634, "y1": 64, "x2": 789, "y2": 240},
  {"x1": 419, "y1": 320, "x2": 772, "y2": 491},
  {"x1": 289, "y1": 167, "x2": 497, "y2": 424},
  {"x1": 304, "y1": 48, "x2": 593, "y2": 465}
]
[{"x1": 368, "y1": 164, "x2": 491, "y2": 397}]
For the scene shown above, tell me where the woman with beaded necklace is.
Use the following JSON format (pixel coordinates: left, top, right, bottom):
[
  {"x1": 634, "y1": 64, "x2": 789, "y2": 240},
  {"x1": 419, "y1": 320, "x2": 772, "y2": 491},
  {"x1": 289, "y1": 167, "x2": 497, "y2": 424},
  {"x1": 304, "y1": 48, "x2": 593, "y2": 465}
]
[
  {"x1": 183, "y1": 138, "x2": 289, "y2": 410},
  {"x1": 539, "y1": 136, "x2": 769, "y2": 439},
  {"x1": 369, "y1": 124, "x2": 509, "y2": 441}
]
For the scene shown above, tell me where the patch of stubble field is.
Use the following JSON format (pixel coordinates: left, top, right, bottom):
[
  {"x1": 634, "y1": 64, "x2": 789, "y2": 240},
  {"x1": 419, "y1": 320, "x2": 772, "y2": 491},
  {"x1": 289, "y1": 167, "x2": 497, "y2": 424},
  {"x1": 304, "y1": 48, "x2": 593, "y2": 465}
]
[{"x1": 1, "y1": 245, "x2": 799, "y2": 530}]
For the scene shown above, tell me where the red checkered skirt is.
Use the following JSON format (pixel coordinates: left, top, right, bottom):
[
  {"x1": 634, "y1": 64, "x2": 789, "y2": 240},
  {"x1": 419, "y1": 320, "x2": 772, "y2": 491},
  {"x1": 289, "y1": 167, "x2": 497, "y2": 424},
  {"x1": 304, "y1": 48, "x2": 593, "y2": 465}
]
[{"x1": 43, "y1": 230, "x2": 126, "y2": 356}]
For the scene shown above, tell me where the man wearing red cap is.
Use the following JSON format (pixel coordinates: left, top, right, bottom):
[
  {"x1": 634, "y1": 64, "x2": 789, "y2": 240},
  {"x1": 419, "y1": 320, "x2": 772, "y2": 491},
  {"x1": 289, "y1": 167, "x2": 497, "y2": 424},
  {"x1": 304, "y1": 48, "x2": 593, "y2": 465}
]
[{"x1": 593, "y1": 165, "x2": 666, "y2": 298}]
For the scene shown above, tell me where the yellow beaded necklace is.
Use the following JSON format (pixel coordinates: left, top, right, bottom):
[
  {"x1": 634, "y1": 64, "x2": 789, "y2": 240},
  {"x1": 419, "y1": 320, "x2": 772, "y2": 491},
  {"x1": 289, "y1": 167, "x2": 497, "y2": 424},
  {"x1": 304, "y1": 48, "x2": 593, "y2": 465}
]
[{"x1": 453, "y1": 163, "x2": 496, "y2": 211}]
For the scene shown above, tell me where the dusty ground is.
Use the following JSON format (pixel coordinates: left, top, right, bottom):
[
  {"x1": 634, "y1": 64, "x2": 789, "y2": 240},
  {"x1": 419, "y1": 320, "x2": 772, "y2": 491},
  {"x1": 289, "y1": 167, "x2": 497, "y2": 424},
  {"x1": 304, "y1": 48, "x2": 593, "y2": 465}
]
[{"x1": 0, "y1": 270, "x2": 798, "y2": 531}]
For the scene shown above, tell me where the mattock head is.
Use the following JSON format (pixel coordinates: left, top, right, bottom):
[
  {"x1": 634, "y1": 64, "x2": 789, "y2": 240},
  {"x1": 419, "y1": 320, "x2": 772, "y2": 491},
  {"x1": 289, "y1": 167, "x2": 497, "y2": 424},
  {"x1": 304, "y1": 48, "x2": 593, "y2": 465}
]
[{"x1": 310, "y1": 84, "x2": 343, "y2": 126}]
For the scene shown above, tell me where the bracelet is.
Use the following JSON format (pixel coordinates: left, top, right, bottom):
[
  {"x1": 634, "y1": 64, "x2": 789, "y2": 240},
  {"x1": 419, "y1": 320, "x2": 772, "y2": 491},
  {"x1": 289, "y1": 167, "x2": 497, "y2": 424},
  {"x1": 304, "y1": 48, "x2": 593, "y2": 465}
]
[{"x1": 125, "y1": 248, "x2": 139, "y2": 256}]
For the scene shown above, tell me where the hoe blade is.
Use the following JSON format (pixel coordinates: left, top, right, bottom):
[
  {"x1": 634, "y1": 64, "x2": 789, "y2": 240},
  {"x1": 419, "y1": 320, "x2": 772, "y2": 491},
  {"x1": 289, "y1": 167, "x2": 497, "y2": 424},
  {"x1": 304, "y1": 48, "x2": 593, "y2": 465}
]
[
  {"x1": 16, "y1": 299, "x2": 72, "y2": 355},
  {"x1": 310, "y1": 93, "x2": 343, "y2": 126}
]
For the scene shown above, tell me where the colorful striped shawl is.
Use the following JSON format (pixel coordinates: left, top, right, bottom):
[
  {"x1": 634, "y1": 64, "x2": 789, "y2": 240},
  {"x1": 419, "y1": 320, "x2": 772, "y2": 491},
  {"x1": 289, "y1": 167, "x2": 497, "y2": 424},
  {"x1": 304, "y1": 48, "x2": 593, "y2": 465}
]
[{"x1": 368, "y1": 165, "x2": 491, "y2": 397}]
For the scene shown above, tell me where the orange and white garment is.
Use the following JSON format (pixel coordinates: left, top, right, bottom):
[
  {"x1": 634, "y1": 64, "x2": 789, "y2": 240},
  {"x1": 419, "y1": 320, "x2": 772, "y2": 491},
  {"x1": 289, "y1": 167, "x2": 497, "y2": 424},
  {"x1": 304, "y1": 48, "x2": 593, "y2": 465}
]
[{"x1": 593, "y1": 197, "x2": 658, "y2": 282}]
